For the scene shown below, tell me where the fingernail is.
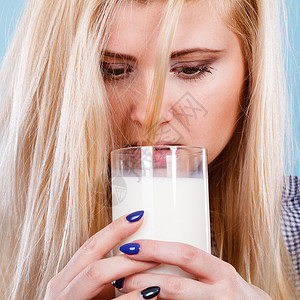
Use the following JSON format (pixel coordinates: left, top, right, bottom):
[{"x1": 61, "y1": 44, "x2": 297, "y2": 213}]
[
  {"x1": 141, "y1": 286, "x2": 161, "y2": 299},
  {"x1": 112, "y1": 277, "x2": 125, "y2": 289},
  {"x1": 126, "y1": 210, "x2": 144, "y2": 223},
  {"x1": 119, "y1": 242, "x2": 140, "y2": 255}
]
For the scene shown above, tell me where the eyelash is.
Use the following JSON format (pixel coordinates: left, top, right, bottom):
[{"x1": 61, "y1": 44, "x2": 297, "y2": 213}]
[
  {"x1": 100, "y1": 63, "x2": 133, "y2": 81},
  {"x1": 100, "y1": 62, "x2": 214, "y2": 82},
  {"x1": 171, "y1": 65, "x2": 214, "y2": 82}
]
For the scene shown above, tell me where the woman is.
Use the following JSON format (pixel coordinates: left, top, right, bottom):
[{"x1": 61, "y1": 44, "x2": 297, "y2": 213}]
[{"x1": 0, "y1": 0, "x2": 299, "y2": 299}]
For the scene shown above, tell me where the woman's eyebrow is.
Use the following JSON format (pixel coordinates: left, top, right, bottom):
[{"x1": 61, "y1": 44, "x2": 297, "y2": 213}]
[
  {"x1": 102, "y1": 48, "x2": 224, "y2": 62},
  {"x1": 170, "y1": 48, "x2": 224, "y2": 59},
  {"x1": 102, "y1": 51, "x2": 137, "y2": 62}
]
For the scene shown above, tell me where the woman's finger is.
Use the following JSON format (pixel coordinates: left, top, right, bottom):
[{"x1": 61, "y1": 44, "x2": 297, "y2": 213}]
[
  {"x1": 120, "y1": 273, "x2": 208, "y2": 299},
  {"x1": 120, "y1": 240, "x2": 234, "y2": 282},
  {"x1": 54, "y1": 211, "x2": 145, "y2": 289},
  {"x1": 61, "y1": 255, "x2": 158, "y2": 299},
  {"x1": 114, "y1": 286, "x2": 161, "y2": 300}
]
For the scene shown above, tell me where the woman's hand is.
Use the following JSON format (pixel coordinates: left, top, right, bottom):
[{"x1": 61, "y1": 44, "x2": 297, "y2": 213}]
[
  {"x1": 117, "y1": 240, "x2": 272, "y2": 300},
  {"x1": 44, "y1": 211, "x2": 160, "y2": 300},
  {"x1": 115, "y1": 286, "x2": 160, "y2": 300}
]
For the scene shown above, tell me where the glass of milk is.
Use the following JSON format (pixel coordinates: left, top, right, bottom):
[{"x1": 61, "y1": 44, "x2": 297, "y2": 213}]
[{"x1": 111, "y1": 145, "x2": 210, "y2": 281}]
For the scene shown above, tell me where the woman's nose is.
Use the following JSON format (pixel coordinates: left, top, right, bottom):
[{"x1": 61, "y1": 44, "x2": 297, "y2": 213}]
[{"x1": 129, "y1": 72, "x2": 172, "y2": 125}]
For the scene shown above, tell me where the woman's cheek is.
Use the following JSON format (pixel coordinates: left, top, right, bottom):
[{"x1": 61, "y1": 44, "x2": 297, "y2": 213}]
[{"x1": 187, "y1": 86, "x2": 241, "y2": 163}]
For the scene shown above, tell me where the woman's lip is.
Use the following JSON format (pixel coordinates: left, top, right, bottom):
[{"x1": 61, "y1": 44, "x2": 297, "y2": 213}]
[
  {"x1": 154, "y1": 141, "x2": 182, "y2": 146},
  {"x1": 154, "y1": 144, "x2": 182, "y2": 148},
  {"x1": 153, "y1": 149, "x2": 172, "y2": 167},
  {"x1": 121, "y1": 144, "x2": 180, "y2": 168},
  {"x1": 126, "y1": 142, "x2": 183, "y2": 147}
]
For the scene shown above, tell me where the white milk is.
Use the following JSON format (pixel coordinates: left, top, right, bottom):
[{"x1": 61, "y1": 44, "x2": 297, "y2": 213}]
[{"x1": 112, "y1": 176, "x2": 210, "y2": 279}]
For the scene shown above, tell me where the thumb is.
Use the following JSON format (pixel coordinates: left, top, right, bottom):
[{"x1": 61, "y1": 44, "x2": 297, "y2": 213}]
[{"x1": 113, "y1": 286, "x2": 161, "y2": 300}]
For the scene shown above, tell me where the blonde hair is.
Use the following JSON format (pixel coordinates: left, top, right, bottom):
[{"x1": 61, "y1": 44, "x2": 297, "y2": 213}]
[{"x1": 0, "y1": 0, "x2": 298, "y2": 299}]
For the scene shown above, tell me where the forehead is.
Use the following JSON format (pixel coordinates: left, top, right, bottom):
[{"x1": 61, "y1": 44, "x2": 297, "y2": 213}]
[{"x1": 106, "y1": 1, "x2": 238, "y2": 58}]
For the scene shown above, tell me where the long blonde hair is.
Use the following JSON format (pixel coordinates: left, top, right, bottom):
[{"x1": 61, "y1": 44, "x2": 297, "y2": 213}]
[{"x1": 0, "y1": 0, "x2": 298, "y2": 299}]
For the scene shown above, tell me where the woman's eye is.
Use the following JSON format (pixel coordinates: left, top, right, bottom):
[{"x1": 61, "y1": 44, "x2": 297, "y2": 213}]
[
  {"x1": 101, "y1": 63, "x2": 133, "y2": 80},
  {"x1": 107, "y1": 68, "x2": 125, "y2": 76},
  {"x1": 181, "y1": 67, "x2": 202, "y2": 75},
  {"x1": 171, "y1": 64, "x2": 214, "y2": 81}
]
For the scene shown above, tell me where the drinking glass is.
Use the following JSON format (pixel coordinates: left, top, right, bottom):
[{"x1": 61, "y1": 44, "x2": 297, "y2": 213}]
[{"x1": 111, "y1": 145, "x2": 210, "y2": 281}]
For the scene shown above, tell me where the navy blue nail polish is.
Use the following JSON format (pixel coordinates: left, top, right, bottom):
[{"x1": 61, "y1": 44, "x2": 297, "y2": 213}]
[
  {"x1": 119, "y1": 243, "x2": 140, "y2": 255},
  {"x1": 126, "y1": 210, "x2": 144, "y2": 223},
  {"x1": 112, "y1": 277, "x2": 125, "y2": 289},
  {"x1": 141, "y1": 286, "x2": 160, "y2": 299}
]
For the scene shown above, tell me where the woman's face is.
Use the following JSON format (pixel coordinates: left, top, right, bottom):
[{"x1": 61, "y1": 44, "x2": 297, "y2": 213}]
[{"x1": 103, "y1": 1, "x2": 246, "y2": 163}]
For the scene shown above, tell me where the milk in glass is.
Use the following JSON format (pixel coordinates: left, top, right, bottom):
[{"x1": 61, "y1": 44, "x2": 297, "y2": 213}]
[{"x1": 112, "y1": 175, "x2": 210, "y2": 278}]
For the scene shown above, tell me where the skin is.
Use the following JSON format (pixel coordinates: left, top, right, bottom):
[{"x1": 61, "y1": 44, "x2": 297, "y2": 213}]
[
  {"x1": 104, "y1": 1, "x2": 245, "y2": 163},
  {"x1": 45, "y1": 1, "x2": 272, "y2": 299}
]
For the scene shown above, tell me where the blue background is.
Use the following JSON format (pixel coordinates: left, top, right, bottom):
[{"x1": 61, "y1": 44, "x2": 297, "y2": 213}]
[{"x1": 0, "y1": 0, "x2": 299, "y2": 175}]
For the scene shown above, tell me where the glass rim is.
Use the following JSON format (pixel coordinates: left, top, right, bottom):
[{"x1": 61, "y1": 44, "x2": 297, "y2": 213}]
[{"x1": 111, "y1": 145, "x2": 207, "y2": 154}]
